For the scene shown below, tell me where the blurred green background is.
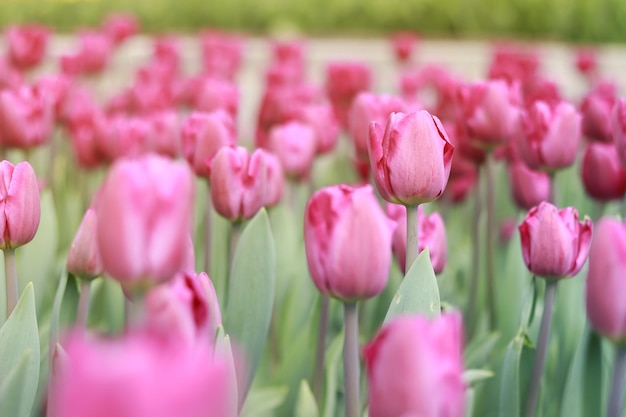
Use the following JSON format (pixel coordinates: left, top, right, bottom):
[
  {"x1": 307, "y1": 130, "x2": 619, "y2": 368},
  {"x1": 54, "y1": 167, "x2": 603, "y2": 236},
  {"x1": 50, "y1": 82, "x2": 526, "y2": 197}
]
[{"x1": 0, "y1": 0, "x2": 624, "y2": 43}]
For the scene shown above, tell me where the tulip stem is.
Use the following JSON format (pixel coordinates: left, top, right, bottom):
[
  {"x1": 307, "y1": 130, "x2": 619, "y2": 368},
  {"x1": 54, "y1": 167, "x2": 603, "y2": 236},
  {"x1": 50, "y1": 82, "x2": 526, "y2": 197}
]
[
  {"x1": 76, "y1": 280, "x2": 92, "y2": 329},
  {"x1": 467, "y1": 183, "x2": 482, "y2": 332},
  {"x1": 606, "y1": 346, "x2": 626, "y2": 417},
  {"x1": 405, "y1": 204, "x2": 419, "y2": 274},
  {"x1": 524, "y1": 280, "x2": 557, "y2": 417},
  {"x1": 485, "y1": 152, "x2": 497, "y2": 330},
  {"x1": 313, "y1": 295, "x2": 330, "y2": 403},
  {"x1": 204, "y1": 186, "x2": 213, "y2": 274},
  {"x1": 343, "y1": 302, "x2": 360, "y2": 417},
  {"x1": 4, "y1": 249, "x2": 18, "y2": 318}
]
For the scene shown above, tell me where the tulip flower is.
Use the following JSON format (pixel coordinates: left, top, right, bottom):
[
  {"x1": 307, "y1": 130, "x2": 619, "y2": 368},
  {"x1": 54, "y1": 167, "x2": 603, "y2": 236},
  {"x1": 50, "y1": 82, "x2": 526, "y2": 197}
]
[
  {"x1": 612, "y1": 98, "x2": 626, "y2": 168},
  {"x1": 368, "y1": 110, "x2": 454, "y2": 206},
  {"x1": 581, "y1": 141, "x2": 626, "y2": 202},
  {"x1": 259, "y1": 150, "x2": 284, "y2": 207},
  {"x1": 508, "y1": 161, "x2": 551, "y2": 210},
  {"x1": 147, "y1": 111, "x2": 181, "y2": 158},
  {"x1": 364, "y1": 313, "x2": 466, "y2": 417},
  {"x1": 0, "y1": 85, "x2": 55, "y2": 149},
  {"x1": 390, "y1": 31, "x2": 418, "y2": 64},
  {"x1": 102, "y1": 13, "x2": 139, "y2": 46},
  {"x1": 200, "y1": 31, "x2": 243, "y2": 80},
  {"x1": 67, "y1": 208, "x2": 103, "y2": 281},
  {"x1": 581, "y1": 82, "x2": 617, "y2": 142},
  {"x1": 194, "y1": 77, "x2": 239, "y2": 119},
  {"x1": 268, "y1": 121, "x2": 317, "y2": 180},
  {"x1": 325, "y1": 62, "x2": 372, "y2": 127},
  {"x1": 96, "y1": 154, "x2": 194, "y2": 291},
  {"x1": 60, "y1": 31, "x2": 112, "y2": 76},
  {"x1": 6, "y1": 24, "x2": 49, "y2": 71},
  {"x1": 297, "y1": 103, "x2": 340, "y2": 154},
  {"x1": 98, "y1": 115, "x2": 152, "y2": 161}
]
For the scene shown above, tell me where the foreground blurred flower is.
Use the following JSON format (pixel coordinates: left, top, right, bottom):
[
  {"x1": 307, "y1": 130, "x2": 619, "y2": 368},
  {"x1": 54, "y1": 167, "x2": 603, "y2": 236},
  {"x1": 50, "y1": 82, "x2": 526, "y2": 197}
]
[
  {"x1": 96, "y1": 154, "x2": 194, "y2": 291},
  {"x1": 6, "y1": 24, "x2": 49, "y2": 71},
  {"x1": 67, "y1": 208, "x2": 103, "y2": 281},
  {"x1": 50, "y1": 331, "x2": 232, "y2": 417},
  {"x1": 0, "y1": 85, "x2": 55, "y2": 149},
  {"x1": 304, "y1": 185, "x2": 394, "y2": 301},
  {"x1": 519, "y1": 202, "x2": 592, "y2": 279},
  {"x1": 364, "y1": 313, "x2": 466, "y2": 417},
  {"x1": 581, "y1": 141, "x2": 626, "y2": 202},
  {"x1": 368, "y1": 110, "x2": 454, "y2": 206},
  {"x1": 0, "y1": 160, "x2": 40, "y2": 250}
]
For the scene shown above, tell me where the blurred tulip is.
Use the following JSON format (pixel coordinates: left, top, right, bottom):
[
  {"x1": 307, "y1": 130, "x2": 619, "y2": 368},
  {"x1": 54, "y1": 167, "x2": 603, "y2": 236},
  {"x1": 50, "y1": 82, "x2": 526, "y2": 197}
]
[
  {"x1": 67, "y1": 208, "x2": 103, "y2": 280},
  {"x1": 325, "y1": 62, "x2": 372, "y2": 127},
  {"x1": 259, "y1": 150, "x2": 284, "y2": 207},
  {"x1": 519, "y1": 202, "x2": 592, "y2": 279},
  {"x1": 575, "y1": 47, "x2": 598, "y2": 84},
  {"x1": 488, "y1": 45, "x2": 540, "y2": 96},
  {"x1": 442, "y1": 155, "x2": 478, "y2": 204},
  {"x1": 364, "y1": 313, "x2": 466, "y2": 417},
  {"x1": 304, "y1": 184, "x2": 394, "y2": 301},
  {"x1": 35, "y1": 75, "x2": 72, "y2": 119},
  {"x1": 268, "y1": 121, "x2": 317, "y2": 180},
  {"x1": 368, "y1": 110, "x2": 454, "y2": 206},
  {"x1": 98, "y1": 115, "x2": 152, "y2": 160},
  {"x1": 147, "y1": 111, "x2": 181, "y2": 158},
  {"x1": 586, "y1": 217, "x2": 626, "y2": 344},
  {"x1": 390, "y1": 31, "x2": 418, "y2": 64},
  {"x1": 61, "y1": 31, "x2": 112, "y2": 76},
  {"x1": 296, "y1": 103, "x2": 340, "y2": 154},
  {"x1": 581, "y1": 141, "x2": 626, "y2": 202},
  {"x1": 200, "y1": 31, "x2": 243, "y2": 80},
  {"x1": 102, "y1": 13, "x2": 139, "y2": 46},
  {"x1": 508, "y1": 161, "x2": 551, "y2": 210},
  {"x1": 0, "y1": 58, "x2": 23, "y2": 91},
  {"x1": 0, "y1": 161, "x2": 40, "y2": 250},
  {"x1": 581, "y1": 81, "x2": 617, "y2": 142},
  {"x1": 194, "y1": 77, "x2": 239, "y2": 119},
  {"x1": 96, "y1": 154, "x2": 194, "y2": 290},
  {"x1": 6, "y1": 24, "x2": 49, "y2": 71},
  {"x1": 0, "y1": 85, "x2": 55, "y2": 149},
  {"x1": 611, "y1": 98, "x2": 626, "y2": 168}
]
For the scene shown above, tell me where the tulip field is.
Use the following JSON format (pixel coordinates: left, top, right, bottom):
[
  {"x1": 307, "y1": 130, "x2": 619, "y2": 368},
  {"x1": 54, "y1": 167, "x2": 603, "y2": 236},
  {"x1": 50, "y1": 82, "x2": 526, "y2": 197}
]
[{"x1": 2, "y1": 14, "x2": 626, "y2": 417}]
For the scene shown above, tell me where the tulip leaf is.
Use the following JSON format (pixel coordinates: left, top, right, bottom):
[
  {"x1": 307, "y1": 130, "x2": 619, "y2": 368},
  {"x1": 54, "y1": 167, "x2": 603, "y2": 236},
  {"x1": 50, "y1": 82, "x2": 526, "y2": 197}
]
[
  {"x1": 323, "y1": 331, "x2": 344, "y2": 417},
  {"x1": 0, "y1": 283, "x2": 40, "y2": 417},
  {"x1": 240, "y1": 386, "x2": 288, "y2": 417},
  {"x1": 464, "y1": 332, "x2": 500, "y2": 369},
  {"x1": 384, "y1": 248, "x2": 440, "y2": 322},
  {"x1": 463, "y1": 369, "x2": 495, "y2": 386},
  {"x1": 225, "y1": 208, "x2": 276, "y2": 398},
  {"x1": 295, "y1": 380, "x2": 319, "y2": 417},
  {"x1": 559, "y1": 327, "x2": 589, "y2": 417},
  {"x1": 499, "y1": 330, "x2": 525, "y2": 417}
]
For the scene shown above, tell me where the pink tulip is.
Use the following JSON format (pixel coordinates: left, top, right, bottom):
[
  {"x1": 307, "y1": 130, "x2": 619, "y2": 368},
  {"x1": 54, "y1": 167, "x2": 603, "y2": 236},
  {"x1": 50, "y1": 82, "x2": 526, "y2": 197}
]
[
  {"x1": 181, "y1": 110, "x2": 236, "y2": 179},
  {"x1": 146, "y1": 111, "x2": 181, "y2": 158},
  {"x1": 387, "y1": 204, "x2": 447, "y2": 274},
  {"x1": 98, "y1": 115, "x2": 152, "y2": 160},
  {"x1": 268, "y1": 121, "x2": 317, "y2": 180},
  {"x1": 67, "y1": 208, "x2": 103, "y2": 280},
  {"x1": 0, "y1": 161, "x2": 40, "y2": 250},
  {"x1": 0, "y1": 58, "x2": 23, "y2": 91},
  {"x1": 581, "y1": 141, "x2": 626, "y2": 202},
  {"x1": 153, "y1": 36, "x2": 181, "y2": 76},
  {"x1": 61, "y1": 31, "x2": 112, "y2": 76},
  {"x1": 575, "y1": 48, "x2": 598, "y2": 80},
  {"x1": 200, "y1": 31, "x2": 243, "y2": 80},
  {"x1": 442, "y1": 155, "x2": 478, "y2": 204},
  {"x1": 518, "y1": 100, "x2": 582, "y2": 171},
  {"x1": 35, "y1": 75, "x2": 72, "y2": 119},
  {"x1": 586, "y1": 217, "x2": 626, "y2": 344},
  {"x1": 259, "y1": 150, "x2": 284, "y2": 207},
  {"x1": 6, "y1": 24, "x2": 49, "y2": 71},
  {"x1": 50, "y1": 331, "x2": 232, "y2": 417},
  {"x1": 210, "y1": 146, "x2": 267, "y2": 221},
  {"x1": 325, "y1": 62, "x2": 372, "y2": 127},
  {"x1": 519, "y1": 202, "x2": 592, "y2": 279},
  {"x1": 304, "y1": 184, "x2": 394, "y2": 301},
  {"x1": 194, "y1": 77, "x2": 239, "y2": 119},
  {"x1": 96, "y1": 154, "x2": 194, "y2": 290},
  {"x1": 364, "y1": 313, "x2": 466, "y2": 417},
  {"x1": 581, "y1": 82, "x2": 617, "y2": 142},
  {"x1": 390, "y1": 31, "x2": 418, "y2": 64},
  {"x1": 487, "y1": 45, "x2": 540, "y2": 96},
  {"x1": 0, "y1": 85, "x2": 54, "y2": 149},
  {"x1": 508, "y1": 161, "x2": 551, "y2": 210},
  {"x1": 368, "y1": 110, "x2": 454, "y2": 206},
  {"x1": 102, "y1": 13, "x2": 139, "y2": 46},
  {"x1": 296, "y1": 103, "x2": 340, "y2": 154},
  {"x1": 611, "y1": 98, "x2": 626, "y2": 168}
]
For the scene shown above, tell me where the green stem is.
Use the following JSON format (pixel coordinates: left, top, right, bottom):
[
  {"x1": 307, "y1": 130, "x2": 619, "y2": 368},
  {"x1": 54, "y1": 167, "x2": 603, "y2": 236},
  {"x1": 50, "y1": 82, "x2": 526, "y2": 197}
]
[
  {"x1": 467, "y1": 182, "x2": 482, "y2": 332},
  {"x1": 76, "y1": 280, "x2": 92, "y2": 329},
  {"x1": 4, "y1": 249, "x2": 18, "y2": 317},
  {"x1": 485, "y1": 153, "x2": 497, "y2": 330},
  {"x1": 606, "y1": 346, "x2": 626, "y2": 417},
  {"x1": 313, "y1": 295, "x2": 330, "y2": 403},
  {"x1": 524, "y1": 280, "x2": 558, "y2": 417},
  {"x1": 204, "y1": 184, "x2": 213, "y2": 274},
  {"x1": 405, "y1": 204, "x2": 419, "y2": 274},
  {"x1": 343, "y1": 302, "x2": 360, "y2": 417}
]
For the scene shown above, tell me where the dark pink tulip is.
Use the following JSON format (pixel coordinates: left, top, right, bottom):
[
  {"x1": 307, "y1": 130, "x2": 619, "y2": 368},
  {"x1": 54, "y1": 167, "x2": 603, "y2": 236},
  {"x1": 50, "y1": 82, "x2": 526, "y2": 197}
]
[
  {"x1": 97, "y1": 155, "x2": 194, "y2": 290},
  {"x1": 200, "y1": 31, "x2": 243, "y2": 80},
  {"x1": 611, "y1": 98, "x2": 626, "y2": 168},
  {"x1": 586, "y1": 217, "x2": 626, "y2": 344},
  {"x1": 102, "y1": 13, "x2": 139, "y2": 46},
  {"x1": 442, "y1": 154, "x2": 478, "y2": 204},
  {"x1": 6, "y1": 24, "x2": 49, "y2": 71},
  {"x1": 296, "y1": 103, "x2": 340, "y2": 155},
  {"x1": 368, "y1": 110, "x2": 454, "y2": 206},
  {"x1": 325, "y1": 62, "x2": 372, "y2": 128},
  {"x1": 146, "y1": 111, "x2": 181, "y2": 158},
  {"x1": 519, "y1": 202, "x2": 592, "y2": 279},
  {"x1": 348, "y1": 92, "x2": 406, "y2": 159},
  {"x1": 0, "y1": 58, "x2": 23, "y2": 91},
  {"x1": 131, "y1": 62, "x2": 177, "y2": 113},
  {"x1": 258, "y1": 150, "x2": 284, "y2": 207},
  {"x1": 387, "y1": 204, "x2": 447, "y2": 274},
  {"x1": 181, "y1": 110, "x2": 236, "y2": 179},
  {"x1": 0, "y1": 161, "x2": 40, "y2": 250},
  {"x1": 390, "y1": 31, "x2": 418, "y2": 64},
  {"x1": 0, "y1": 85, "x2": 54, "y2": 149},
  {"x1": 524, "y1": 78, "x2": 563, "y2": 108},
  {"x1": 98, "y1": 115, "x2": 152, "y2": 160},
  {"x1": 153, "y1": 36, "x2": 181, "y2": 77},
  {"x1": 488, "y1": 45, "x2": 540, "y2": 95},
  {"x1": 581, "y1": 141, "x2": 626, "y2": 202},
  {"x1": 364, "y1": 313, "x2": 466, "y2": 417},
  {"x1": 210, "y1": 146, "x2": 267, "y2": 222},
  {"x1": 51, "y1": 332, "x2": 232, "y2": 417},
  {"x1": 194, "y1": 77, "x2": 239, "y2": 119},
  {"x1": 35, "y1": 75, "x2": 72, "y2": 119},
  {"x1": 67, "y1": 208, "x2": 103, "y2": 280},
  {"x1": 272, "y1": 39, "x2": 305, "y2": 66},
  {"x1": 458, "y1": 79, "x2": 522, "y2": 149},
  {"x1": 581, "y1": 82, "x2": 617, "y2": 142},
  {"x1": 61, "y1": 31, "x2": 112, "y2": 76},
  {"x1": 575, "y1": 47, "x2": 598, "y2": 83},
  {"x1": 519, "y1": 100, "x2": 582, "y2": 171},
  {"x1": 508, "y1": 161, "x2": 551, "y2": 210},
  {"x1": 304, "y1": 185, "x2": 394, "y2": 301},
  {"x1": 268, "y1": 121, "x2": 317, "y2": 180}
]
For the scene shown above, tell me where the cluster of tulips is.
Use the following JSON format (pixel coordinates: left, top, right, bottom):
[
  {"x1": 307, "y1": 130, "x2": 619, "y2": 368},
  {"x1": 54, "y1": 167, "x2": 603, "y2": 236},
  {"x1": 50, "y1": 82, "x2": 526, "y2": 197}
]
[{"x1": 1, "y1": 14, "x2": 626, "y2": 417}]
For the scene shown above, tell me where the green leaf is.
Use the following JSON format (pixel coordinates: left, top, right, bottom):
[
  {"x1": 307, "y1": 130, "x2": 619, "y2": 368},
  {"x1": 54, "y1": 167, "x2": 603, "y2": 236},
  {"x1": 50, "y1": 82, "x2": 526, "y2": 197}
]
[
  {"x1": 463, "y1": 369, "x2": 495, "y2": 386},
  {"x1": 88, "y1": 277, "x2": 125, "y2": 334},
  {"x1": 559, "y1": 327, "x2": 589, "y2": 417},
  {"x1": 296, "y1": 380, "x2": 319, "y2": 417},
  {"x1": 464, "y1": 332, "x2": 500, "y2": 369},
  {"x1": 214, "y1": 329, "x2": 239, "y2": 417},
  {"x1": 0, "y1": 283, "x2": 40, "y2": 417},
  {"x1": 225, "y1": 209, "x2": 276, "y2": 397},
  {"x1": 583, "y1": 331, "x2": 604, "y2": 417},
  {"x1": 499, "y1": 331, "x2": 525, "y2": 417},
  {"x1": 240, "y1": 386, "x2": 288, "y2": 417},
  {"x1": 384, "y1": 248, "x2": 440, "y2": 322}
]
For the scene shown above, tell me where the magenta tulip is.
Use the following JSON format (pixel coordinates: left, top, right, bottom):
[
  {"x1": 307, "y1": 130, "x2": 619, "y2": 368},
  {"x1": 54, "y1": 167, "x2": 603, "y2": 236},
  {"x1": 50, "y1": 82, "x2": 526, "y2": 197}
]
[
  {"x1": 508, "y1": 161, "x2": 551, "y2": 210},
  {"x1": 0, "y1": 161, "x2": 40, "y2": 250},
  {"x1": 6, "y1": 25, "x2": 49, "y2": 71},
  {"x1": 0, "y1": 85, "x2": 54, "y2": 149},
  {"x1": 325, "y1": 62, "x2": 372, "y2": 127},
  {"x1": 581, "y1": 82, "x2": 617, "y2": 142},
  {"x1": 67, "y1": 208, "x2": 103, "y2": 280},
  {"x1": 268, "y1": 121, "x2": 317, "y2": 180},
  {"x1": 258, "y1": 150, "x2": 284, "y2": 207},
  {"x1": 611, "y1": 98, "x2": 626, "y2": 168},
  {"x1": 581, "y1": 141, "x2": 626, "y2": 202}
]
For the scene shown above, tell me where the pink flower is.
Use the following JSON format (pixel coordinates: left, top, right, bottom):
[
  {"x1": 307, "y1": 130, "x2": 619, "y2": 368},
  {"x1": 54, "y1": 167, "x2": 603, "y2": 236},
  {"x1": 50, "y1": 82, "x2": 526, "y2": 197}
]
[
  {"x1": 325, "y1": 62, "x2": 372, "y2": 127},
  {"x1": 0, "y1": 85, "x2": 54, "y2": 149},
  {"x1": 102, "y1": 13, "x2": 139, "y2": 46},
  {"x1": 98, "y1": 115, "x2": 152, "y2": 160},
  {"x1": 0, "y1": 161, "x2": 40, "y2": 250},
  {"x1": 519, "y1": 202, "x2": 592, "y2": 279},
  {"x1": 368, "y1": 110, "x2": 454, "y2": 206},
  {"x1": 442, "y1": 155, "x2": 478, "y2": 204},
  {"x1": 194, "y1": 77, "x2": 239, "y2": 119},
  {"x1": 518, "y1": 100, "x2": 582, "y2": 171},
  {"x1": 61, "y1": 31, "x2": 112, "y2": 76},
  {"x1": 6, "y1": 24, "x2": 49, "y2": 71},
  {"x1": 575, "y1": 47, "x2": 598, "y2": 83},
  {"x1": 586, "y1": 217, "x2": 626, "y2": 344},
  {"x1": 304, "y1": 185, "x2": 394, "y2": 301},
  {"x1": 0, "y1": 58, "x2": 23, "y2": 91},
  {"x1": 35, "y1": 74, "x2": 72, "y2": 118},
  {"x1": 581, "y1": 82, "x2": 617, "y2": 142},
  {"x1": 387, "y1": 204, "x2": 447, "y2": 274},
  {"x1": 581, "y1": 141, "x2": 626, "y2": 202},
  {"x1": 391, "y1": 32, "x2": 418, "y2": 64},
  {"x1": 200, "y1": 31, "x2": 243, "y2": 80},
  {"x1": 146, "y1": 111, "x2": 181, "y2": 158},
  {"x1": 268, "y1": 121, "x2": 317, "y2": 180},
  {"x1": 67, "y1": 208, "x2": 103, "y2": 280},
  {"x1": 364, "y1": 313, "x2": 466, "y2": 417},
  {"x1": 611, "y1": 98, "x2": 626, "y2": 168},
  {"x1": 296, "y1": 103, "x2": 340, "y2": 155},
  {"x1": 96, "y1": 155, "x2": 194, "y2": 290},
  {"x1": 259, "y1": 150, "x2": 284, "y2": 207},
  {"x1": 508, "y1": 161, "x2": 551, "y2": 210},
  {"x1": 210, "y1": 146, "x2": 267, "y2": 222}
]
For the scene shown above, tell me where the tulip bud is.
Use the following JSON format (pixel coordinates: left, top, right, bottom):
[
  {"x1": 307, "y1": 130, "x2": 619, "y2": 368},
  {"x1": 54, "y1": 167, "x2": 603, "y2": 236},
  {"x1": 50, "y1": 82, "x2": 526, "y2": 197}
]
[
  {"x1": 364, "y1": 313, "x2": 466, "y2": 417},
  {"x1": 368, "y1": 110, "x2": 454, "y2": 206},
  {"x1": 210, "y1": 146, "x2": 266, "y2": 222},
  {"x1": 519, "y1": 202, "x2": 592, "y2": 279},
  {"x1": 304, "y1": 185, "x2": 394, "y2": 301},
  {"x1": 258, "y1": 150, "x2": 284, "y2": 207},
  {"x1": 0, "y1": 161, "x2": 40, "y2": 250},
  {"x1": 96, "y1": 154, "x2": 194, "y2": 291},
  {"x1": 611, "y1": 98, "x2": 626, "y2": 168},
  {"x1": 586, "y1": 217, "x2": 626, "y2": 345},
  {"x1": 390, "y1": 32, "x2": 418, "y2": 64},
  {"x1": 67, "y1": 208, "x2": 103, "y2": 280},
  {"x1": 6, "y1": 25, "x2": 49, "y2": 71},
  {"x1": 581, "y1": 141, "x2": 626, "y2": 202},
  {"x1": 581, "y1": 82, "x2": 616, "y2": 142},
  {"x1": 508, "y1": 161, "x2": 551, "y2": 210},
  {"x1": 0, "y1": 85, "x2": 55, "y2": 149},
  {"x1": 268, "y1": 121, "x2": 316, "y2": 180}
]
